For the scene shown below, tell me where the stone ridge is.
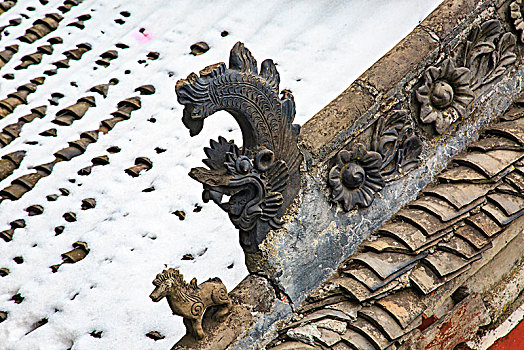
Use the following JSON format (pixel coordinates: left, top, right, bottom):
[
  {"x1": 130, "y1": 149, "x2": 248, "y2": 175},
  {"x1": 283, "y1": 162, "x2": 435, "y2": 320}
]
[
  {"x1": 173, "y1": 0, "x2": 524, "y2": 348},
  {"x1": 299, "y1": 0, "x2": 485, "y2": 163},
  {"x1": 267, "y1": 99, "x2": 524, "y2": 349}
]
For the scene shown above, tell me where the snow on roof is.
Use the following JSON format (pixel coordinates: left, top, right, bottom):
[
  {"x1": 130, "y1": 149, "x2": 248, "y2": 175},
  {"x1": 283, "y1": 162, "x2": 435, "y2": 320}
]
[{"x1": 0, "y1": 0, "x2": 441, "y2": 348}]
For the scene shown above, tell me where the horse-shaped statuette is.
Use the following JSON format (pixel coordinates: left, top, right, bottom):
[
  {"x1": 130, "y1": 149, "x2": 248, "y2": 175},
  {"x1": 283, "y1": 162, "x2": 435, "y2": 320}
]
[{"x1": 150, "y1": 268, "x2": 232, "y2": 340}]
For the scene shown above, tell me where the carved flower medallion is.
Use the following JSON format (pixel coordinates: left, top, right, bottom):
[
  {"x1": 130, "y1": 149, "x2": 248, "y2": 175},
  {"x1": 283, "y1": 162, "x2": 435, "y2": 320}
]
[
  {"x1": 329, "y1": 144, "x2": 385, "y2": 211},
  {"x1": 416, "y1": 58, "x2": 474, "y2": 134},
  {"x1": 510, "y1": 0, "x2": 524, "y2": 42}
]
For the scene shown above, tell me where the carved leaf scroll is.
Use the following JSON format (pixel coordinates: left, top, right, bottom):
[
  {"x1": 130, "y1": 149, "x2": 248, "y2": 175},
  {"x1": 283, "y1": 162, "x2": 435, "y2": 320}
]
[
  {"x1": 484, "y1": 33, "x2": 518, "y2": 85},
  {"x1": 510, "y1": 0, "x2": 524, "y2": 42},
  {"x1": 457, "y1": 20, "x2": 517, "y2": 91},
  {"x1": 372, "y1": 110, "x2": 422, "y2": 180}
]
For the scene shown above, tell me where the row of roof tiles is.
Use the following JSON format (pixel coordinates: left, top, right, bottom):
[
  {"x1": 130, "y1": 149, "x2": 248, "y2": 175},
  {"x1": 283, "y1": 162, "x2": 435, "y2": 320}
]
[
  {"x1": 0, "y1": 94, "x2": 143, "y2": 203},
  {"x1": 270, "y1": 98, "x2": 524, "y2": 349},
  {"x1": 0, "y1": 0, "x2": 176, "y2": 344}
]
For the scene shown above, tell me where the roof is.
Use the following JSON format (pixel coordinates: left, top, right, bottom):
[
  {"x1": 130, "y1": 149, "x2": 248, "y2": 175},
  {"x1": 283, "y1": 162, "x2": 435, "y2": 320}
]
[
  {"x1": 0, "y1": 0, "x2": 444, "y2": 348},
  {"x1": 269, "y1": 98, "x2": 524, "y2": 349}
]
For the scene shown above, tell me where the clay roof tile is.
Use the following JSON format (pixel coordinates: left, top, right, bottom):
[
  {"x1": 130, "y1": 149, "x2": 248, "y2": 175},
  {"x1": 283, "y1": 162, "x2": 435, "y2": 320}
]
[{"x1": 376, "y1": 289, "x2": 426, "y2": 329}]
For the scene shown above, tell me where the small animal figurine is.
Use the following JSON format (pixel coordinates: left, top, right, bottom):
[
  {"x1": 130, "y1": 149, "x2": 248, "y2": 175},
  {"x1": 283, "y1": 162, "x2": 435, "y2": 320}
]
[{"x1": 150, "y1": 268, "x2": 232, "y2": 340}]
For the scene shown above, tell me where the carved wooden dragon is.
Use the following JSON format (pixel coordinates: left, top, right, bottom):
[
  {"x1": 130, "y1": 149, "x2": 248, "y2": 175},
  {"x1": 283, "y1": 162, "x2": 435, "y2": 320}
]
[{"x1": 176, "y1": 42, "x2": 302, "y2": 253}]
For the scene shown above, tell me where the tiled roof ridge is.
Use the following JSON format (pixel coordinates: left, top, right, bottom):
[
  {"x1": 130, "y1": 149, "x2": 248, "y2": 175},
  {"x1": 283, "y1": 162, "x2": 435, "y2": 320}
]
[{"x1": 269, "y1": 98, "x2": 524, "y2": 349}]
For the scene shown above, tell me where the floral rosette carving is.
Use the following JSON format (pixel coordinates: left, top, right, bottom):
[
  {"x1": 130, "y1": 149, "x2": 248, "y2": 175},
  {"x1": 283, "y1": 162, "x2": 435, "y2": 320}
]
[
  {"x1": 510, "y1": 0, "x2": 524, "y2": 42},
  {"x1": 415, "y1": 58, "x2": 474, "y2": 134},
  {"x1": 329, "y1": 144, "x2": 385, "y2": 211}
]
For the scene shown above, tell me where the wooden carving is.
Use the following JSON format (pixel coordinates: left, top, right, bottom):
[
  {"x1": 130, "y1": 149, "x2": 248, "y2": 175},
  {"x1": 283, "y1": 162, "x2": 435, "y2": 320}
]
[{"x1": 175, "y1": 42, "x2": 302, "y2": 253}]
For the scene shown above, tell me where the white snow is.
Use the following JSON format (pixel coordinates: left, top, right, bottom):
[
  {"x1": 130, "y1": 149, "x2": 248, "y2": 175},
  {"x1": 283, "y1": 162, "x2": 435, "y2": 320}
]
[{"x1": 0, "y1": 0, "x2": 442, "y2": 349}]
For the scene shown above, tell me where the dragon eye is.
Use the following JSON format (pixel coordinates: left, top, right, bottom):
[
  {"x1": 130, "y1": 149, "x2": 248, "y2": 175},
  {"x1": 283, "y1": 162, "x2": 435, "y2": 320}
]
[
  {"x1": 235, "y1": 156, "x2": 252, "y2": 174},
  {"x1": 255, "y1": 149, "x2": 274, "y2": 171}
]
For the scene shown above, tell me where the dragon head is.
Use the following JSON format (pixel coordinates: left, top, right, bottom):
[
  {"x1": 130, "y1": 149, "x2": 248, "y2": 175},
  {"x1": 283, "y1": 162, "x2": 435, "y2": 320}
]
[{"x1": 189, "y1": 137, "x2": 287, "y2": 252}]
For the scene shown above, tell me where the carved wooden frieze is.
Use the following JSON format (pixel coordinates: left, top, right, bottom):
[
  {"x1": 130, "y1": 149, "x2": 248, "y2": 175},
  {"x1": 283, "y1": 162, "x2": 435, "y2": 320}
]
[
  {"x1": 329, "y1": 110, "x2": 421, "y2": 211},
  {"x1": 416, "y1": 20, "x2": 517, "y2": 134},
  {"x1": 175, "y1": 42, "x2": 302, "y2": 253},
  {"x1": 150, "y1": 268, "x2": 232, "y2": 340}
]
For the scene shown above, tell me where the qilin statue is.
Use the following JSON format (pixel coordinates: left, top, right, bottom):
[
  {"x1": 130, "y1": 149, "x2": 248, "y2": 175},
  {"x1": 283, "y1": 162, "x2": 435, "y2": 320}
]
[
  {"x1": 176, "y1": 42, "x2": 302, "y2": 253},
  {"x1": 149, "y1": 268, "x2": 232, "y2": 340}
]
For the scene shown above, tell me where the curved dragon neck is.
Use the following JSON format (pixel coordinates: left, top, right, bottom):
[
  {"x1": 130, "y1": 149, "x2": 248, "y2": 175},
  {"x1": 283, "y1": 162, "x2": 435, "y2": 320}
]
[
  {"x1": 211, "y1": 73, "x2": 283, "y2": 152},
  {"x1": 176, "y1": 41, "x2": 298, "y2": 163}
]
